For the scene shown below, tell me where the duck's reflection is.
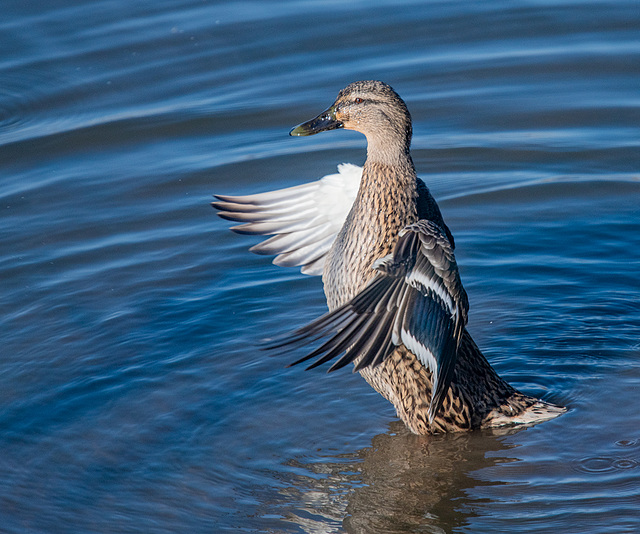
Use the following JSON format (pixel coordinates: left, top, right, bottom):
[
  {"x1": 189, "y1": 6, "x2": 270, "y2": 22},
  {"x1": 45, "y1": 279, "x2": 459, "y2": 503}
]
[{"x1": 281, "y1": 422, "x2": 524, "y2": 533}]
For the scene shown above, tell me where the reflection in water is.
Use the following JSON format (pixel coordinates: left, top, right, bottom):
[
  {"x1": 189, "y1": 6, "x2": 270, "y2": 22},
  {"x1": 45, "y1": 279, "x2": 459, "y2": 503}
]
[{"x1": 278, "y1": 422, "x2": 525, "y2": 534}]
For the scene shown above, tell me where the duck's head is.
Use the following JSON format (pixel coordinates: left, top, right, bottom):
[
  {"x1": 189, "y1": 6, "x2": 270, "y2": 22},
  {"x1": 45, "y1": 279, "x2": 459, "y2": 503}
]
[{"x1": 290, "y1": 80, "x2": 413, "y2": 157}]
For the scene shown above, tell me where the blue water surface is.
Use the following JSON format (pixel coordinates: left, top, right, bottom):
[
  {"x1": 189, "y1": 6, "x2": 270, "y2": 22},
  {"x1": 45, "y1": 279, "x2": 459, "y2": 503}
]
[{"x1": 1, "y1": 1, "x2": 639, "y2": 532}]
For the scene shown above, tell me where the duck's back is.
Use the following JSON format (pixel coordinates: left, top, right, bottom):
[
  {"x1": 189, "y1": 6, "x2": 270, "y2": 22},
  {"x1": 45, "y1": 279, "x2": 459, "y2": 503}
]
[{"x1": 416, "y1": 177, "x2": 455, "y2": 248}]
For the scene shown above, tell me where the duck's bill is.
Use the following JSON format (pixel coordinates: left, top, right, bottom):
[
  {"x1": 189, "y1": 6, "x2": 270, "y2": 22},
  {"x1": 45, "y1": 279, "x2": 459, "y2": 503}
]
[{"x1": 289, "y1": 105, "x2": 343, "y2": 136}]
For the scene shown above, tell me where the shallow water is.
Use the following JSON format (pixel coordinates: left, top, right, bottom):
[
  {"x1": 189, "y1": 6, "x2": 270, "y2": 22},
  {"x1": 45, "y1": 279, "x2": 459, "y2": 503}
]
[{"x1": 1, "y1": 0, "x2": 639, "y2": 532}]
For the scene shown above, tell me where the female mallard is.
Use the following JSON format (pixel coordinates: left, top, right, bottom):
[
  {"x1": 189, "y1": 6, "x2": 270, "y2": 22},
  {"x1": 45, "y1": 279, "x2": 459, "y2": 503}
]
[{"x1": 213, "y1": 80, "x2": 565, "y2": 433}]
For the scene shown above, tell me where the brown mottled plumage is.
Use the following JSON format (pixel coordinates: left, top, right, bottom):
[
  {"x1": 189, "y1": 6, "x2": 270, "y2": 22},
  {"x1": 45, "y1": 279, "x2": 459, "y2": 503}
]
[{"x1": 214, "y1": 80, "x2": 565, "y2": 433}]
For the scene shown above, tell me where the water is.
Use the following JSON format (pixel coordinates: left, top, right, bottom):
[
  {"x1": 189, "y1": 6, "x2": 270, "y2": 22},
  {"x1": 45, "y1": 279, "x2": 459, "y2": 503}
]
[{"x1": 1, "y1": 0, "x2": 639, "y2": 532}]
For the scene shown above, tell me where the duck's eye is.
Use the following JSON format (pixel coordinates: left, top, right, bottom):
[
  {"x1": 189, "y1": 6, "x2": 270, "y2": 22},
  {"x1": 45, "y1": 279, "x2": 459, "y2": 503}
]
[{"x1": 354, "y1": 97, "x2": 363, "y2": 104}]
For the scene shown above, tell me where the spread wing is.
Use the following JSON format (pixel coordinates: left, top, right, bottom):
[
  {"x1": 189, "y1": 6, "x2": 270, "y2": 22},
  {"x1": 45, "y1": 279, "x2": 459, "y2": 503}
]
[
  {"x1": 212, "y1": 163, "x2": 361, "y2": 275},
  {"x1": 264, "y1": 220, "x2": 469, "y2": 422}
]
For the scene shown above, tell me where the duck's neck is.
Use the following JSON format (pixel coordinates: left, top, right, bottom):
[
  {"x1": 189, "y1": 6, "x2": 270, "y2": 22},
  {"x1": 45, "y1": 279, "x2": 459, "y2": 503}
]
[
  {"x1": 323, "y1": 150, "x2": 419, "y2": 309},
  {"x1": 365, "y1": 130, "x2": 412, "y2": 168}
]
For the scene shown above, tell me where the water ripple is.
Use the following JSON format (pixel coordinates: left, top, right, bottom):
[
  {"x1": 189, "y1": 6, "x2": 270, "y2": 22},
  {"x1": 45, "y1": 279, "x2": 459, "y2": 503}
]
[
  {"x1": 616, "y1": 439, "x2": 639, "y2": 448},
  {"x1": 574, "y1": 456, "x2": 638, "y2": 474},
  {"x1": 0, "y1": 68, "x2": 52, "y2": 135}
]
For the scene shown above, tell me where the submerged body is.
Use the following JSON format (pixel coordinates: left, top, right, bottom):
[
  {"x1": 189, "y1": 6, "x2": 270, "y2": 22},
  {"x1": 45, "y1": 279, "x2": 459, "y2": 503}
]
[{"x1": 214, "y1": 81, "x2": 565, "y2": 433}]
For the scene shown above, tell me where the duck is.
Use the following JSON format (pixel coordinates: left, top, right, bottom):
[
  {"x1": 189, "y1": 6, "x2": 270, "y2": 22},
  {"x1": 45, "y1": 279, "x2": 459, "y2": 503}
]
[{"x1": 213, "y1": 80, "x2": 565, "y2": 434}]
